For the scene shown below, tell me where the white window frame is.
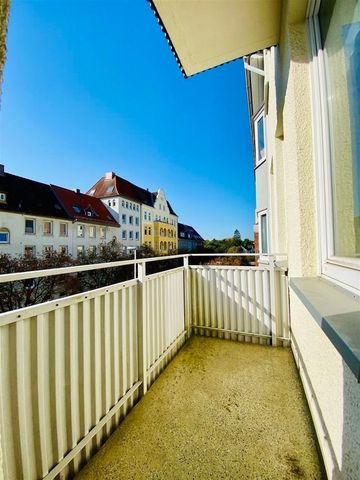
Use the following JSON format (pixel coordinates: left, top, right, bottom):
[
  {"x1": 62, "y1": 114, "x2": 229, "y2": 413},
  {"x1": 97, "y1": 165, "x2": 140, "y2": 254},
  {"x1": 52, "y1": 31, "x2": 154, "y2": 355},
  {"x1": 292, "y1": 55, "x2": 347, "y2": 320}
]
[
  {"x1": 129, "y1": 231, "x2": 133, "y2": 240},
  {"x1": 25, "y1": 218, "x2": 36, "y2": 235},
  {"x1": 0, "y1": 192, "x2": 7, "y2": 202},
  {"x1": 258, "y1": 209, "x2": 269, "y2": 256},
  {"x1": 254, "y1": 108, "x2": 266, "y2": 167},
  {"x1": 122, "y1": 230, "x2": 127, "y2": 240},
  {"x1": 59, "y1": 223, "x2": 68, "y2": 237},
  {"x1": 42, "y1": 245, "x2": 53, "y2": 256},
  {"x1": 77, "y1": 245, "x2": 85, "y2": 257},
  {"x1": 59, "y1": 245, "x2": 68, "y2": 255},
  {"x1": 43, "y1": 221, "x2": 53, "y2": 236},
  {"x1": 77, "y1": 224, "x2": 85, "y2": 238},
  {"x1": 308, "y1": 10, "x2": 360, "y2": 293},
  {"x1": 122, "y1": 214, "x2": 127, "y2": 224},
  {"x1": 0, "y1": 228, "x2": 10, "y2": 243},
  {"x1": 89, "y1": 225, "x2": 96, "y2": 238},
  {"x1": 99, "y1": 227, "x2": 106, "y2": 239},
  {"x1": 24, "y1": 245, "x2": 35, "y2": 257}
]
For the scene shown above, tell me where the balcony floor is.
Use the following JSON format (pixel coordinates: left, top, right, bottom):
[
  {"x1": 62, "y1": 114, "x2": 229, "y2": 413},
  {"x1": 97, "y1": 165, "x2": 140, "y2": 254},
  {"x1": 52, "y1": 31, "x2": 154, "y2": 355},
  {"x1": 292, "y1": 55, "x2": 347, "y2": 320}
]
[{"x1": 76, "y1": 336, "x2": 324, "y2": 479}]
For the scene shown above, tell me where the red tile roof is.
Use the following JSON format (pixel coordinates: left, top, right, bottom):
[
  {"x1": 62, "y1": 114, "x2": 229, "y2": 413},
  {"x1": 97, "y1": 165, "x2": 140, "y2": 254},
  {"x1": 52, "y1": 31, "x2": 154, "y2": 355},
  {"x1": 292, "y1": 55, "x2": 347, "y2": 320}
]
[
  {"x1": 87, "y1": 173, "x2": 178, "y2": 216},
  {"x1": 51, "y1": 185, "x2": 119, "y2": 226}
]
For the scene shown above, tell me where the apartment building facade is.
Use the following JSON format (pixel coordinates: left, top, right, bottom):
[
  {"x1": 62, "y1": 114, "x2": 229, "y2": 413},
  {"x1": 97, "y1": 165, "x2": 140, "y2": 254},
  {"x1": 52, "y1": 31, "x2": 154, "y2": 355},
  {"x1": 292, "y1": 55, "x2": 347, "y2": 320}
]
[
  {"x1": 178, "y1": 223, "x2": 204, "y2": 252},
  {"x1": 88, "y1": 172, "x2": 178, "y2": 254},
  {"x1": 150, "y1": 1, "x2": 360, "y2": 477},
  {"x1": 0, "y1": 168, "x2": 119, "y2": 257}
]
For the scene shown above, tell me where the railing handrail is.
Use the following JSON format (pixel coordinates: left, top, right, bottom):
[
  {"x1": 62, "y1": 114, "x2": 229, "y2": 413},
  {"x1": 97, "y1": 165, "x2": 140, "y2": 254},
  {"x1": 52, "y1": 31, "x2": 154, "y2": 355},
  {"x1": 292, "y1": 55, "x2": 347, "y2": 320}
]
[{"x1": 0, "y1": 253, "x2": 287, "y2": 283}]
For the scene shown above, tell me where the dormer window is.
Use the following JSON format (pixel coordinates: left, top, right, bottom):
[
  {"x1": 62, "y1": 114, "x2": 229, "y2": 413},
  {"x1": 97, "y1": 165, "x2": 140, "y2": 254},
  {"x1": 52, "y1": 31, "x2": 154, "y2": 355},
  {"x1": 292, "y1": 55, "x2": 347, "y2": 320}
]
[
  {"x1": 88, "y1": 189, "x2": 95, "y2": 196},
  {"x1": 106, "y1": 186, "x2": 114, "y2": 193},
  {"x1": 73, "y1": 205, "x2": 81, "y2": 214},
  {"x1": 0, "y1": 192, "x2": 7, "y2": 203}
]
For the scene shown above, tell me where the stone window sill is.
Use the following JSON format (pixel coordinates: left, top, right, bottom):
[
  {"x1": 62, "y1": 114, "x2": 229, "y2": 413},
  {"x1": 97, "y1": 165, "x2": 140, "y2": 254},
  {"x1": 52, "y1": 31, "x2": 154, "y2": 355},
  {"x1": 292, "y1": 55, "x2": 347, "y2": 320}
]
[{"x1": 290, "y1": 277, "x2": 360, "y2": 381}]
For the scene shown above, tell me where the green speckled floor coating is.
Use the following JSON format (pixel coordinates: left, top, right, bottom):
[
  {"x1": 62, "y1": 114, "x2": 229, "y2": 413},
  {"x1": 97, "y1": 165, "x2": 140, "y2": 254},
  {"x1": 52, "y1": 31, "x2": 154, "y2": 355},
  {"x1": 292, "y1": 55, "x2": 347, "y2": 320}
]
[{"x1": 76, "y1": 336, "x2": 325, "y2": 480}]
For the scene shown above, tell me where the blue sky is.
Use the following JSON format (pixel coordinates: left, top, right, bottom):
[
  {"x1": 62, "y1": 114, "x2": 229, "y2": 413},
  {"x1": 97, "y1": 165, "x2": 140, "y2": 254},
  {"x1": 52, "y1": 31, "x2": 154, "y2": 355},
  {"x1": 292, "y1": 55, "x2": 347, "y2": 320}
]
[{"x1": 0, "y1": 0, "x2": 255, "y2": 240}]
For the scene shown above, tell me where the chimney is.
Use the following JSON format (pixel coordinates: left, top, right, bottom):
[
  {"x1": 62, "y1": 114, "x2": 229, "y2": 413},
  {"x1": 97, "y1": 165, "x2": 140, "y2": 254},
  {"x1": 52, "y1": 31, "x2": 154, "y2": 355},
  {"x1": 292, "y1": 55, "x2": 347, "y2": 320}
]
[
  {"x1": 0, "y1": 164, "x2": 4, "y2": 176},
  {"x1": 105, "y1": 172, "x2": 115, "y2": 180},
  {"x1": 76, "y1": 188, "x2": 81, "y2": 194}
]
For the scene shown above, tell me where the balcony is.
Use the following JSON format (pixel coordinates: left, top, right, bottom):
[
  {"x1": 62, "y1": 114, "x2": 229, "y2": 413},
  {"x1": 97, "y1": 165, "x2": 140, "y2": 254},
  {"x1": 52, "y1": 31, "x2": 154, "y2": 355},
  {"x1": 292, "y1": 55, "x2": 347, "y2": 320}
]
[{"x1": 0, "y1": 254, "x2": 324, "y2": 479}]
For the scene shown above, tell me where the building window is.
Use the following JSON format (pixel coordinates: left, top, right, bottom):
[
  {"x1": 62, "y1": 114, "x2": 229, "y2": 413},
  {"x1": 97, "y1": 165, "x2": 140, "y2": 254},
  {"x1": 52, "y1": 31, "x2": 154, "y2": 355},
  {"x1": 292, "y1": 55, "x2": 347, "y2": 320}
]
[
  {"x1": 122, "y1": 214, "x2": 126, "y2": 224},
  {"x1": 126, "y1": 201, "x2": 129, "y2": 209},
  {"x1": 122, "y1": 200, "x2": 125, "y2": 207},
  {"x1": 145, "y1": 227, "x2": 148, "y2": 235},
  {"x1": 24, "y1": 246, "x2": 35, "y2": 257},
  {"x1": 129, "y1": 216, "x2": 133, "y2": 225},
  {"x1": 0, "y1": 192, "x2": 7, "y2": 203},
  {"x1": 77, "y1": 224, "x2": 85, "y2": 237},
  {"x1": 25, "y1": 218, "x2": 35, "y2": 234},
  {"x1": 310, "y1": 3, "x2": 360, "y2": 290},
  {"x1": 59, "y1": 245, "x2": 68, "y2": 255},
  {"x1": 43, "y1": 245, "x2": 53, "y2": 256},
  {"x1": 135, "y1": 217, "x2": 139, "y2": 226},
  {"x1": 106, "y1": 186, "x2": 114, "y2": 193},
  {"x1": 129, "y1": 231, "x2": 133, "y2": 240},
  {"x1": 88, "y1": 189, "x2": 95, "y2": 196},
  {"x1": 112, "y1": 199, "x2": 116, "y2": 207},
  {"x1": 88, "y1": 245, "x2": 96, "y2": 255},
  {"x1": 77, "y1": 245, "x2": 85, "y2": 257},
  {"x1": 99, "y1": 227, "x2": 106, "y2": 239},
  {"x1": 43, "y1": 221, "x2": 53, "y2": 236},
  {"x1": 144, "y1": 212, "x2": 147, "y2": 220},
  {"x1": 108, "y1": 200, "x2": 111, "y2": 206},
  {"x1": 59, "y1": 223, "x2": 68, "y2": 237},
  {"x1": 88, "y1": 225, "x2": 96, "y2": 238},
  {"x1": 149, "y1": 227, "x2": 152, "y2": 235},
  {"x1": 122, "y1": 230, "x2": 127, "y2": 240},
  {"x1": 135, "y1": 232, "x2": 139, "y2": 240},
  {"x1": 137, "y1": 205, "x2": 139, "y2": 211},
  {"x1": 254, "y1": 110, "x2": 266, "y2": 166},
  {"x1": 259, "y1": 211, "x2": 268, "y2": 254},
  {"x1": 148, "y1": 212, "x2": 151, "y2": 220},
  {"x1": 0, "y1": 228, "x2": 10, "y2": 243}
]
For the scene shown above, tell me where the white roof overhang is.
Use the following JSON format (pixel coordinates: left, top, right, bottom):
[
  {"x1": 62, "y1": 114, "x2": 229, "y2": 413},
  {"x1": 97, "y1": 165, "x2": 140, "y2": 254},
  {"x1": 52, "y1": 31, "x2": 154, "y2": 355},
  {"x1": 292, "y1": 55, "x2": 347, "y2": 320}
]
[{"x1": 150, "y1": 0, "x2": 282, "y2": 77}]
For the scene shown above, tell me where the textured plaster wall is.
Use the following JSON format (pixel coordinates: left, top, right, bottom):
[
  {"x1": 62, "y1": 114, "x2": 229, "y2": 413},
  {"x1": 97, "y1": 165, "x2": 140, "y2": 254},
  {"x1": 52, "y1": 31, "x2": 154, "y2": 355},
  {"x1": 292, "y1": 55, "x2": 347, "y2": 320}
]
[
  {"x1": 290, "y1": 290, "x2": 360, "y2": 479},
  {"x1": 281, "y1": 23, "x2": 317, "y2": 276}
]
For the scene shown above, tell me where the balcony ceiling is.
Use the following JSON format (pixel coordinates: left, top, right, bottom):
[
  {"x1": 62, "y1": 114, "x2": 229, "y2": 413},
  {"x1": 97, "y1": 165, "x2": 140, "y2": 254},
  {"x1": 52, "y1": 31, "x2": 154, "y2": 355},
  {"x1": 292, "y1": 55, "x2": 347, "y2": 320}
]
[{"x1": 151, "y1": 0, "x2": 282, "y2": 77}]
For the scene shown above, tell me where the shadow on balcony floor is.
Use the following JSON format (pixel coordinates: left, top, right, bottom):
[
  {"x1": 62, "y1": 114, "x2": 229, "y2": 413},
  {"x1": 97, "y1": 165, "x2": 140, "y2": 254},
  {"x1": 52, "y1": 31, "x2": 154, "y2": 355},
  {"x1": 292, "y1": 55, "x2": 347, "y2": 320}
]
[{"x1": 76, "y1": 336, "x2": 325, "y2": 479}]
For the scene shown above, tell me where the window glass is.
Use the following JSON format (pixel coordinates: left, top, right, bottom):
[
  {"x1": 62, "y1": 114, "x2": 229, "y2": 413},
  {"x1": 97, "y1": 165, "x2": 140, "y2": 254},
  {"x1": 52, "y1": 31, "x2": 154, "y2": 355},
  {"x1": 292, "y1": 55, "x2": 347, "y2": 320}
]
[
  {"x1": 129, "y1": 231, "x2": 133, "y2": 240},
  {"x1": 319, "y1": 1, "x2": 360, "y2": 259},
  {"x1": 0, "y1": 229, "x2": 9, "y2": 243},
  {"x1": 122, "y1": 214, "x2": 126, "y2": 224},
  {"x1": 25, "y1": 219, "x2": 35, "y2": 234},
  {"x1": 99, "y1": 227, "x2": 106, "y2": 239},
  {"x1": 60, "y1": 223, "x2": 68, "y2": 236},
  {"x1": 77, "y1": 224, "x2": 85, "y2": 237},
  {"x1": 43, "y1": 221, "x2": 52, "y2": 235},
  {"x1": 89, "y1": 226, "x2": 96, "y2": 238},
  {"x1": 255, "y1": 113, "x2": 266, "y2": 164},
  {"x1": 24, "y1": 246, "x2": 35, "y2": 257},
  {"x1": 260, "y1": 213, "x2": 268, "y2": 254},
  {"x1": 122, "y1": 230, "x2": 127, "y2": 240},
  {"x1": 135, "y1": 232, "x2": 139, "y2": 240}
]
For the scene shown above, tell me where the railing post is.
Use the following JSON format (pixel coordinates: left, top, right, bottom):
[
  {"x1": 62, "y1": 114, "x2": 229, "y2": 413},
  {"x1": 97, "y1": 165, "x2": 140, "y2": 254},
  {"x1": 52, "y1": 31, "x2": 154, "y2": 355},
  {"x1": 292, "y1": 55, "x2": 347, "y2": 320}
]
[
  {"x1": 269, "y1": 255, "x2": 278, "y2": 346},
  {"x1": 137, "y1": 261, "x2": 148, "y2": 395},
  {"x1": 183, "y1": 255, "x2": 192, "y2": 339}
]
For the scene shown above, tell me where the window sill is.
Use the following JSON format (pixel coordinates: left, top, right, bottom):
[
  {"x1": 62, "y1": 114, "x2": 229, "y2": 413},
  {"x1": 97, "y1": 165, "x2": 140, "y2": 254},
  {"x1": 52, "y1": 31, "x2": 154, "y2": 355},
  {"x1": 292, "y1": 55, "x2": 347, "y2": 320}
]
[{"x1": 290, "y1": 277, "x2": 360, "y2": 381}]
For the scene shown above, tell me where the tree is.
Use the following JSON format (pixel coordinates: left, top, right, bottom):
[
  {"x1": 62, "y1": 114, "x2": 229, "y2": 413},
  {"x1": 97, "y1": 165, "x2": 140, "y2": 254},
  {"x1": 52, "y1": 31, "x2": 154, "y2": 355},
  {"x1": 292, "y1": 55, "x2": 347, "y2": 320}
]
[{"x1": 232, "y1": 229, "x2": 242, "y2": 247}]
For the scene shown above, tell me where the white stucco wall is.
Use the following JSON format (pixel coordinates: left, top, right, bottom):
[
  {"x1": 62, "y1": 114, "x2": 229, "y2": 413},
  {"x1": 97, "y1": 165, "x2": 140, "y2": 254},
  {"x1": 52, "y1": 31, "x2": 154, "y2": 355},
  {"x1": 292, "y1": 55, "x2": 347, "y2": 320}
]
[
  {"x1": 0, "y1": 211, "x2": 119, "y2": 257},
  {"x1": 261, "y1": 5, "x2": 360, "y2": 478},
  {"x1": 102, "y1": 196, "x2": 141, "y2": 250},
  {"x1": 290, "y1": 290, "x2": 360, "y2": 480}
]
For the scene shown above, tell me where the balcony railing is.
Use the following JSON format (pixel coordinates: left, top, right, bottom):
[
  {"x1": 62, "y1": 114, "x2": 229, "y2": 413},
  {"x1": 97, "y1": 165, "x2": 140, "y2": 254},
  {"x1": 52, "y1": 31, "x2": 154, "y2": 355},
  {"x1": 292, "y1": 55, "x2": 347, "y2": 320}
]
[{"x1": 0, "y1": 254, "x2": 289, "y2": 480}]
